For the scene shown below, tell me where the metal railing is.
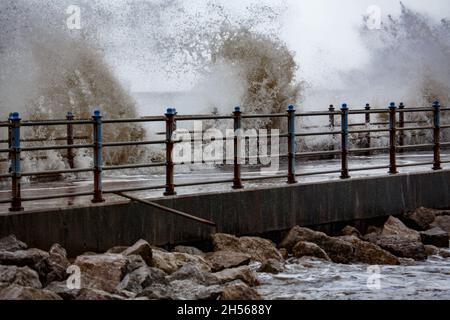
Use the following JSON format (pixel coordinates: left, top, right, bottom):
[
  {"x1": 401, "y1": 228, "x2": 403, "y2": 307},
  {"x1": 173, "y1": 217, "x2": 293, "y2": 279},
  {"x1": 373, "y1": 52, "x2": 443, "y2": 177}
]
[{"x1": 0, "y1": 101, "x2": 447, "y2": 212}]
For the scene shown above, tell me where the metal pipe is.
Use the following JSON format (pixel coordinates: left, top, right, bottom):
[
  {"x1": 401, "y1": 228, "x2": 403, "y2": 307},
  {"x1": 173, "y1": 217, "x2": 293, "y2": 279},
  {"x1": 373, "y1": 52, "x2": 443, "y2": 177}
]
[
  {"x1": 295, "y1": 131, "x2": 341, "y2": 137},
  {"x1": 66, "y1": 112, "x2": 75, "y2": 169},
  {"x1": 92, "y1": 110, "x2": 105, "y2": 203},
  {"x1": 21, "y1": 120, "x2": 93, "y2": 127},
  {"x1": 232, "y1": 106, "x2": 243, "y2": 189},
  {"x1": 103, "y1": 140, "x2": 167, "y2": 147},
  {"x1": 433, "y1": 101, "x2": 442, "y2": 170},
  {"x1": 349, "y1": 165, "x2": 390, "y2": 172},
  {"x1": 388, "y1": 102, "x2": 398, "y2": 174},
  {"x1": 287, "y1": 105, "x2": 297, "y2": 184},
  {"x1": 21, "y1": 168, "x2": 93, "y2": 177},
  {"x1": 296, "y1": 150, "x2": 342, "y2": 157},
  {"x1": 103, "y1": 162, "x2": 166, "y2": 171},
  {"x1": 9, "y1": 112, "x2": 23, "y2": 212},
  {"x1": 296, "y1": 169, "x2": 341, "y2": 177},
  {"x1": 175, "y1": 178, "x2": 235, "y2": 187},
  {"x1": 21, "y1": 144, "x2": 94, "y2": 152},
  {"x1": 365, "y1": 103, "x2": 371, "y2": 155},
  {"x1": 340, "y1": 104, "x2": 350, "y2": 179},
  {"x1": 398, "y1": 103, "x2": 405, "y2": 153},
  {"x1": 164, "y1": 108, "x2": 177, "y2": 196}
]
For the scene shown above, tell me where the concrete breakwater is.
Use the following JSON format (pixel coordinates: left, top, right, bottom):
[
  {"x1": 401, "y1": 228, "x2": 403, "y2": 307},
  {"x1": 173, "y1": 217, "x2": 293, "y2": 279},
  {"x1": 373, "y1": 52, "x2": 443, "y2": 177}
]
[
  {"x1": 1, "y1": 170, "x2": 450, "y2": 256},
  {"x1": 0, "y1": 206, "x2": 449, "y2": 300}
]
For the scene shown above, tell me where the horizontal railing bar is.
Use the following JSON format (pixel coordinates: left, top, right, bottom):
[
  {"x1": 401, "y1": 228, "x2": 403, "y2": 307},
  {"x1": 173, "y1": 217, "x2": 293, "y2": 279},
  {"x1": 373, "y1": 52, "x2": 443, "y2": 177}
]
[
  {"x1": 241, "y1": 113, "x2": 286, "y2": 119},
  {"x1": 296, "y1": 131, "x2": 340, "y2": 137},
  {"x1": 348, "y1": 109, "x2": 389, "y2": 115},
  {"x1": 296, "y1": 150, "x2": 342, "y2": 157},
  {"x1": 440, "y1": 125, "x2": 450, "y2": 129},
  {"x1": 0, "y1": 136, "x2": 89, "y2": 144},
  {"x1": 241, "y1": 174, "x2": 287, "y2": 182},
  {"x1": 103, "y1": 140, "x2": 166, "y2": 147},
  {"x1": 0, "y1": 173, "x2": 12, "y2": 178},
  {"x1": 441, "y1": 142, "x2": 450, "y2": 147},
  {"x1": 103, "y1": 162, "x2": 166, "y2": 170},
  {"x1": 397, "y1": 126, "x2": 434, "y2": 131},
  {"x1": 349, "y1": 128, "x2": 390, "y2": 134},
  {"x1": 349, "y1": 146, "x2": 390, "y2": 153},
  {"x1": 21, "y1": 168, "x2": 94, "y2": 177},
  {"x1": 176, "y1": 115, "x2": 233, "y2": 121},
  {"x1": 22, "y1": 191, "x2": 95, "y2": 202},
  {"x1": 104, "y1": 185, "x2": 166, "y2": 194},
  {"x1": 296, "y1": 169, "x2": 341, "y2": 177},
  {"x1": 298, "y1": 111, "x2": 340, "y2": 117},
  {"x1": 175, "y1": 178, "x2": 235, "y2": 187},
  {"x1": 399, "y1": 108, "x2": 433, "y2": 113},
  {"x1": 0, "y1": 149, "x2": 9, "y2": 153},
  {"x1": 397, "y1": 144, "x2": 434, "y2": 150},
  {"x1": 397, "y1": 162, "x2": 434, "y2": 168},
  {"x1": 103, "y1": 117, "x2": 165, "y2": 124},
  {"x1": 22, "y1": 120, "x2": 93, "y2": 127},
  {"x1": 21, "y1": 144, "x2": 94, "y2": 152},
  {"x1": 349, "y1": 165, "x2": 390, "y2": 172}
]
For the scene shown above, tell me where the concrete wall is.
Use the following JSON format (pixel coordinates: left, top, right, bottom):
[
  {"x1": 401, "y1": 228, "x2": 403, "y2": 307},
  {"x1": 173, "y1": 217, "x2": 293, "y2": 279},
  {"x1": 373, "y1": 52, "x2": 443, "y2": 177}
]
[{"x1": 1, "y1": 170, "x2": 449, "y2": 256}]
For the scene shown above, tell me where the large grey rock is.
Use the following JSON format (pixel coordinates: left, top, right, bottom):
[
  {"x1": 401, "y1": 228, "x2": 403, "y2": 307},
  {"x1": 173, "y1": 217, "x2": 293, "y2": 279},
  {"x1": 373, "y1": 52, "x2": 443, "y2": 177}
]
[
  {"x1": 339, "y1": 236, "x2": 399, "y2": 265},
  {"x1": 0, "y1": 248, "x2": 49, "y2": 268},
  {"x1": 420, "y1": 227, "x2": 449, "y2": 248},
  {"x1": 424, "y1": 245, "x2": 440, "y2": 256},
  {"x1": 121, "y1": 239, "x2": 153, "y2": 266},
  {"x1": 44, "y1": 244, "x2": 71, "y2": 285},
  {"x1": 219, "y1": 282, "x2": 261, "y2": 300},
  {"x1": 0, "y1": 285, "x2": 62, "y2": 300},
  {"x1": 125, "y1": 254, "x2": 147, "y2": 273},
  {"x1": 213, "y1": 266, "x2": 259, "y2": 287},
  {"x1": 340, "y1": 226, "x2": 362, "y2": 238},
  {"x1": 45, "y1": 281, "x2": 80, "y2": 300},
  {"x1": 292, "y1": 241, "x2": 331, "y2": 261},
  {"x1": 167, "y1": 263, "x2": 217, "y2": 285},
  {"x1": 151, "y1": 250, "x2": 211, "y2": 274},
  {"x1": 172, "y1": 246, "x2": 205, "y2": 256},
  {"x1": 0, "y1": 265, "x2": 42, "y2": 288},
  {"x1": 205, "y1": 251, "x2": 251, "y2": 272},
  {"x1": 431, "y1": 216, "x2": 450, "y2": 235},
  {"x1": 75, "y1": 288, "x2": 125, "y2": 300},
  {"x1": 213, "y1": 233, "x2": 283, "y2": 263},
  {"x1": 381, "y1": 216, "x2": 421, "y2": 241},
  {"x1": 257, "y1": 259, "x2": 285, "y2": 274},
  {"x1": 367, "y1": 235, "x2": 427, "y2": 261},
  {"x1": 405, "y1": 207, "x2": 437, "y2": 231},
  {"x1": 0, "y1": 235, "x2": 27, "y2": 252},
  {"x1": 117, "y1": 266, "x2": 167, "y2": 294},
  {"x1": 74, "y1": 253, "x2": 128, "y2": 292}
]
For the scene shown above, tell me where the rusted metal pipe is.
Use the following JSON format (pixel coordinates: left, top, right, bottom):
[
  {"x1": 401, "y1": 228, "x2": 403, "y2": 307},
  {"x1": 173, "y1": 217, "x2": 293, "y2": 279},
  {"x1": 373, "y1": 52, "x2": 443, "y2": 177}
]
[
  {"x1": 9, "y1": 112, "x2": 23, "y2": 212},
  {"x1": 287, "y1": 105, "x2": 297, "y2": 184},
  {"x1": 232, "y1": 106, "x2": 243, "y2": 189},
  {"x1": 388, "y1": 103, "x2": 398, "y2": 174},
  {"x1": 340, "y1": 104, "x2": 350, "y2": 179},
  {"x1": 164, "y1": 108, "x2": 177, "y2": 196},
  {"x1": 92, "y1": 110, "x2": 105, "y2": 203},
  {"x1": 433, "y1": 101, "x2": 442, "y2": 170},
  {"x1": 365, "y1": 103, "x2": 371, "y2": 155},
  {"x1": 398, "y1": 102, "x2": 405, "y2": 153},
  {"x1": 66, "y1": 112, "x2": 75, "y2": 169}
]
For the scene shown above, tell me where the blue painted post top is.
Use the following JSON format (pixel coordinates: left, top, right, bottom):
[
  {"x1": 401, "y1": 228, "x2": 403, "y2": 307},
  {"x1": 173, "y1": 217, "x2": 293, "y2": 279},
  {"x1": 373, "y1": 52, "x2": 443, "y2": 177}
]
[
  {"x1": 234, "y1": 106, "x2": 241, "y2": 113},
  {"x1": 433, "y1": 101, "x2": 440, "y2": 108},
  {"x1": 365, "y1": 103, "x2": 370, "y2": 110},
  {"x1": 166, "y1": 107, "x2": 177, "y2": 115},
  {"x1": 92, "y1": 109, "x2": 102, "y2": 118},
  {"x1": 399, "y1": 102, "x2": 405, "y2": 109},
  {"x1": 341, "y1": 103, "x2": 348, "y2": 111},
  {"x1": 287, "y1": 105, "x2": 295, "y2": 112},
  {"x1": 9, "y1": 112, "x2": 20, "y2": 121},
  {"x1": 67, "y1": 111, "x2": 74, "y2": 117},
  {"x1": 389, "y1": 102, "x2": 397, "y2": 109}
]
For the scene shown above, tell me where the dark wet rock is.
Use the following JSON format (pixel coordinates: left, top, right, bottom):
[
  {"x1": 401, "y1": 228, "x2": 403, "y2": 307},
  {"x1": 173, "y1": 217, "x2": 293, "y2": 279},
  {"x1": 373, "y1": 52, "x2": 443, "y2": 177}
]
[
  {"x1": 424, "y1": 245, "x2": 440, "y2": 256},
  {"x1": 439, "y1": 249, "x2": 450, "y2": 258},
  {"x1": 366, "y1": 226, "x2": 382, "y2": 236},
  {"x1": 213, "y1": 233, "x2": 283, "y2": 263},
  {"x1": 125, "y1": 254, "x2": 147, "y2": 273},
  {"x1": 367, "y1": 235, "x2": 427, "y2": 261},
  {"x1": 106, "y1": 246, "x2": 128, "y2": 254},
  {"x1": 404, "y1": 207, "x2": 437, "y2": 231},
  {"x1": 139, "y1": 283, "x2": 173, "y2": 300},
  {"x1": 205, "y1": 251, "x2": 251, "y2": 272},
  {"x1": 0, "y1": 265, "x2": 42, "y2": 288},
  {"x1": 292, "y1": 241, "x2": 331, "y2": 261},
  {"x1": 340, "y1": 226, "x2": 362, "y2": 238},
  {"x1": 279, "y1": 227, "x2": 354, "y2": 263},
  {"x1": 431, "y1": 216, "x2": 450, "y2": 235},
  {"x1": 75, "y1": 288, "x2": 125, "y2": 300},
  {"x1": 172, "y1": 246, "x2": 205, "y2": 256},
  {"x1": 257, "y1": 259, "x2": 284, "y2": 274},
  {"x1": 151, "y1": 250, "x2": 211, "y2": 274},
  {"x1": 168, "y1": 280, "x2": 223, "y2": 300},
  {"x1": 339, "y1": 236, "x2": 399, "y2": 265},
  {"x1": 0, "y1": 235, "x2": 27, "y2": 252},
  {"x1": 121, "y1": 239, "x2": 153, "y2": 266},
  {"x1": 0, "y1": 285, "x2": 62, "y2": 300},
  {"x1": 74, "y1": 253, "x2": 128, "y2": 292},
  {"x1": 117, "y1": 266, "x2": 167, "y2": 294},
  {"x1": 220, "y1": 281, "x2": 261, "y2": 300},
  {"x1": 213, "y1": 266, "x2": 259, "y2": 287},
  {"x1": 0, "y1": 248, "x2": 49, "y2": 268},
  {"x1": 381, "y1": 216, "x2": 421, "y2": 241},
  {"x1": 420, "y1": 227, "x2": 449, "y2": 248},
  {"x1": 45, "y1": 281, "x2": 79, "y2": 300},
  {"x1": 44, "y1": 244, "x2": 70, "y2": 285}
]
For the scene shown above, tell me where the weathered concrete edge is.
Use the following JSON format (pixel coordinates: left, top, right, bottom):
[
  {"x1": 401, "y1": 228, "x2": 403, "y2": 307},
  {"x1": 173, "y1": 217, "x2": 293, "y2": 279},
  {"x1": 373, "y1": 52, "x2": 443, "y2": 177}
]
[{"x1": 1, "y1": 170, "x2": 449, "y2": 256}]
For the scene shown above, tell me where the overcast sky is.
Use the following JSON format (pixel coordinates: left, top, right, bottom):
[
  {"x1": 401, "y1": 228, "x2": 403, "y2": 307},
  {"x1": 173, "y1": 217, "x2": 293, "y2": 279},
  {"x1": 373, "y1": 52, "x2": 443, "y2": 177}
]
[{"x1": 98, "y1": 0, "x2": 450, "y2": 92}]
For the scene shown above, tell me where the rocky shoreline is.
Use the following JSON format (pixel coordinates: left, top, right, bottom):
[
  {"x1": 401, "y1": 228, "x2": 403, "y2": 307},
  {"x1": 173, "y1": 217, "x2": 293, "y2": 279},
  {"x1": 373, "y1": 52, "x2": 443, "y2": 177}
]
[{"x1": 0, "y1": 207, "x2": 449, "y2": 300}]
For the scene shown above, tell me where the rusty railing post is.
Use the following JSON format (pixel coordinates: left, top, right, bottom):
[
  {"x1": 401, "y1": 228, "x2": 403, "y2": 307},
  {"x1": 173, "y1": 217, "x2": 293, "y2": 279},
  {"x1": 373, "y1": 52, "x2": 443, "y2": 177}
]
[
  {"x1": 329, "y1": 105, "x2": 336, "y2": 154},
  {"x1": 164, "y1": 108, "x2": 177, "y2": 196},
  {"x1": 287, "y1": 105, "x2": 297, "y2": 184},
  {"x1": 365, "y1": 103, "x2": 371, "y2": 154},
  {"x1": 232, "y1": 106, "x2": 243, "y2": 189},
  {"x1": 340, "y1": 103, "x2": 350, "y2": 179},
  {"x1": 92, "y1": 109, "x2": 105, "y2": 203},
  {"x1": 398, "y1": 102, "x2": 405, "y2": 153},
  {"x1": 433, "y1": 101, "x2": 442, "y2": 170},
  {"x1": 388, "y1": 102, "x2": 398, "y2": 174},
  {"x1": 9, "y1": 112, "x2": 23, "y2": 212},
  {"x1": 66, "y1": 112, "x2": 75, "y2": 169}
]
